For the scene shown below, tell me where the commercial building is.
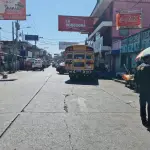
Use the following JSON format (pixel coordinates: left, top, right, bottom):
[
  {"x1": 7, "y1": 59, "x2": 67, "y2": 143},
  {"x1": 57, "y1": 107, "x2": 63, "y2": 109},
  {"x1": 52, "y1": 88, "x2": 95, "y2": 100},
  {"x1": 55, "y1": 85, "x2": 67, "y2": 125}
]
[
  {"x1": 88, "y1": 0, "x2": 150, "y2": 72},
  {"x1": 121, "y1": 28, "x2": 150, "y2": 71},
  {"x1": 0, "y1": 40, "x2": 51, "y2": 71}
]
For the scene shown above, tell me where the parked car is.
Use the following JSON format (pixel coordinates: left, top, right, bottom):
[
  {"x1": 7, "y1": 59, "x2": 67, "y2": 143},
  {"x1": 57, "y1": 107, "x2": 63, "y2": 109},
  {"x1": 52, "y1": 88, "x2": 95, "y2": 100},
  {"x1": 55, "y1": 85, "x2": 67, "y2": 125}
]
[
  {"x1": 52, "y1": 62, "x2": 56, "y2": 67},
  {"x1": 56, "y1": 62, "x2": 66, "y2": 74},
  {"x1": 25, "y1": 58, "x2": 35, "y2": 71},
  {"x1": 32, "y1": 59, "x2": 44, "y2": 71},
  {"x1": 52, "y1": 62, "x2": 59, "y2": 68}
]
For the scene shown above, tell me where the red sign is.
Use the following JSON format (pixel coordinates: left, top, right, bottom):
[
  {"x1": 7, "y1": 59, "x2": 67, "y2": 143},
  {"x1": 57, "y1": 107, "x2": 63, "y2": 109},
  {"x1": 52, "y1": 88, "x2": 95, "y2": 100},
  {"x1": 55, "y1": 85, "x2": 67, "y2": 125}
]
[
  {"x1": 0, "y1": 0, "x2": 26, "y2": 20},
  {"x1": 58, "y1": 15, "x2": 95, "y2": 33},
  {"x1": 116, "y1": 13, "x2": 142, "y2": 30}
]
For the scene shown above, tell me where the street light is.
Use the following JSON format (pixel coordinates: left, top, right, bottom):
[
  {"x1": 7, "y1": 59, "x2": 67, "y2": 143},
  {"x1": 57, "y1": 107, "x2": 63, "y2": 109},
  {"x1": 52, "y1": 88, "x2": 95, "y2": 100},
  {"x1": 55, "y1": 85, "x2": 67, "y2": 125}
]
[
  {"x1": 20, "y1": 27, "x2": 31, "y2": 41},
  {"x1": 20, "y1": 26, "x2": 31, "y2": 30}
]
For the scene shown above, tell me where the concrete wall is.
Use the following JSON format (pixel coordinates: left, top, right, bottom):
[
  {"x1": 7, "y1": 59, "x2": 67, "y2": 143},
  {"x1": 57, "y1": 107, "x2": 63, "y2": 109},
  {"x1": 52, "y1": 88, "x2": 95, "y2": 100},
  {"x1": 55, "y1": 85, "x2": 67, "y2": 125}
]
[
  {"x1": 91, "y1": 0, "x2": 113, "y2": 17},
  {"x1": 112, "y1": 0, "x2": 150, "y2": 38}
]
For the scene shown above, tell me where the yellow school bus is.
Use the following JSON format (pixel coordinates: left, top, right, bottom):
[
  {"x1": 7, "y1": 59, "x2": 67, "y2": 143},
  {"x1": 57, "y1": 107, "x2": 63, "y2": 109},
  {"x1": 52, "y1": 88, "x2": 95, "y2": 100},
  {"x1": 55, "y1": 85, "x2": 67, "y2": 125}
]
[{"x1": 65, "y1": 45, "x2": 95, "y2": 80}]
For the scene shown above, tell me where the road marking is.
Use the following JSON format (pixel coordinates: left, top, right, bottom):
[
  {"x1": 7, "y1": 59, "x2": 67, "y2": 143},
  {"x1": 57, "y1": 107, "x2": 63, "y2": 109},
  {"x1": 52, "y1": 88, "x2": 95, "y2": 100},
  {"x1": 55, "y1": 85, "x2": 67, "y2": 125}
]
[{"x1": 77, "y1": 97, "x2": 88, "y2": 112}]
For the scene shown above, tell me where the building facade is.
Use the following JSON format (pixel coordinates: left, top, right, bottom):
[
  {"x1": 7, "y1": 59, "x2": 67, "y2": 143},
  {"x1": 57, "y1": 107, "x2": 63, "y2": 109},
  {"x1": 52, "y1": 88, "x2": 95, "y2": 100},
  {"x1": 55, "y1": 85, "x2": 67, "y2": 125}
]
[
  {"x1": 121, "y1": 28, "x2": 150, "y2": 71},
  {"x1": 88, "y1": 0, "x2": 150, "y2": 72}
]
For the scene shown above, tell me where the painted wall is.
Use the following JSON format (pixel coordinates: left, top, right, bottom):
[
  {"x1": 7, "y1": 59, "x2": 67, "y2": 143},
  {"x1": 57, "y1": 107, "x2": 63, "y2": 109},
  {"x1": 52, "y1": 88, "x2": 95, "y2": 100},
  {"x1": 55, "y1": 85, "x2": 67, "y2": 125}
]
[
  {"x1": 112, "y1": 0, "x2": 150, "y2": 38},
  {"x1": 94, "y1": 2, "x2": 113, "y2": 29},
  {"x1": 91, "y1": 0, "x2": 113, "y2": 17},
  {"x1": 112, "y1": 40, "x2": 121, "y2": 50}
]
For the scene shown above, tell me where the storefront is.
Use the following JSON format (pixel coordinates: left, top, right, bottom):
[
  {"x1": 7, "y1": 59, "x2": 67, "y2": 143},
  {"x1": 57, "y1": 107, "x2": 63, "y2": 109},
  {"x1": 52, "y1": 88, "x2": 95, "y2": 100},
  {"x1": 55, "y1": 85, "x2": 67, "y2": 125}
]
[
  {"x1": 141, "y1": 28, "x2": 150, "y2": 49},
  {"x1": 111, "y1": 40, "x2": 121, "y2": 72},
  {"x1": 121, "y1": 32, "x2": 141, "y2": 71},
  {"x1": 111, "y1": 49, "x2": 120, "y2": 72}
]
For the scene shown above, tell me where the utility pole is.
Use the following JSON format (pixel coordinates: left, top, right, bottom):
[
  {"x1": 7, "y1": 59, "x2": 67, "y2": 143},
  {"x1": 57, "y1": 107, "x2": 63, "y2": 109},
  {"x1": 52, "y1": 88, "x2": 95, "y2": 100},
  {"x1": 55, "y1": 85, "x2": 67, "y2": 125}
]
[
  {"x1": 0, "y1": 27, "x2": 2, "y2": 41},
  {"x1": 22, "y1": 30, "x2": 24, "y2": 41},
  {"x1": 15, "y1": 20, "x2": 19, "y2": 42},
  {"x1": 35, "y1": 40, "x2": 37, "y2": 47},
  {"x1": 13, "y1": 20, "x2": 20, "y2": 72},
  {"x1": 12, "y1": 22, "x2": 14, "y2": 41}
]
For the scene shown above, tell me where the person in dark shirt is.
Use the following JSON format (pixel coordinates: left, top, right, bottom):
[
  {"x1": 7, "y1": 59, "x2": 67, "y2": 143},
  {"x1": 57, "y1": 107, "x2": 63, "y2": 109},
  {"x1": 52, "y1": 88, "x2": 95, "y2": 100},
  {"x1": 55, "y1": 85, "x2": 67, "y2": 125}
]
[
  {"x1": 0, "y1": 56, "x2": 5, "y2": 72},
  {"x1": 136, "y1": 55, "x2": 150, "y2": 127}
]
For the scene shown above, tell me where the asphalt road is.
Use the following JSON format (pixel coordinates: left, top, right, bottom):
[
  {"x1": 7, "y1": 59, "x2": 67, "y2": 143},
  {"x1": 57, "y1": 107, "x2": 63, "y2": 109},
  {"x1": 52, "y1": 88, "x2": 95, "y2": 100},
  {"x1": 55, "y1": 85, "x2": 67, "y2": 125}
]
[{"x1": 0, "y1": 67, "x2": 150, "y2": 150}]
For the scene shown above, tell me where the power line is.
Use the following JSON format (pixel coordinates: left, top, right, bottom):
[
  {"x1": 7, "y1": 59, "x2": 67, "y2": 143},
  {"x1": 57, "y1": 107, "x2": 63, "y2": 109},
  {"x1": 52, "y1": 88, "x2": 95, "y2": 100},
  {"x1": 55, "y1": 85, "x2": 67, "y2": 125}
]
[
  {"x1": 20, "y1": 16, "x2": 38, "y2": 36},
  {"x1": 38, "y1": 43, "x2": 59, "y2": 46},
  {"x1": 32, "y1": 18, "x2": 39, "y2": 34},
  {"x1": 2, "y1": 36, "x2": 10, "y2": 40},
  {"x1": 1, "y1": 29, "x2": 12, "y2": 34},
  {"x1": 38, "y1": 40, "x2": 85, "y2": 45},
  {"x1": 131, "y1": 0, "x2": 142, "y2": 9},
  {"x1": 41, "y1": 37, "x2": 86, "y2": 41}
]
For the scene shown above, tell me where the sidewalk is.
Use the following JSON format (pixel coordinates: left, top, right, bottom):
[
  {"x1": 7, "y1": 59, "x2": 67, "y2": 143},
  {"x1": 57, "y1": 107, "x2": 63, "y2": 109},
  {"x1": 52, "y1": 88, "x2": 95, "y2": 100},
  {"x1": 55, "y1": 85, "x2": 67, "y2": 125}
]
[
  {"x1": 113, "y1": 78, "x2": 126, "y2": 84},
  {"x1": 0, "y1": 67, "x2": 52, "y2": 82},
  {"x1": 100, "y1": 80, "x2": 140, "y2": 111},
  {"x1": 0, "y1": 71, "x2": 32, "y2": 81}
]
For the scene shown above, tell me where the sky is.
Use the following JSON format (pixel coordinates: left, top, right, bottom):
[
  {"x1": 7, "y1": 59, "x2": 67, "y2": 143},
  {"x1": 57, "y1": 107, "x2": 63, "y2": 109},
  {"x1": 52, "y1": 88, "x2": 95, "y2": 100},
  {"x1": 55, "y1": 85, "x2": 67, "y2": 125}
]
[{"x1": 0, "y1": 0, "x2": 97, "y2": 55}]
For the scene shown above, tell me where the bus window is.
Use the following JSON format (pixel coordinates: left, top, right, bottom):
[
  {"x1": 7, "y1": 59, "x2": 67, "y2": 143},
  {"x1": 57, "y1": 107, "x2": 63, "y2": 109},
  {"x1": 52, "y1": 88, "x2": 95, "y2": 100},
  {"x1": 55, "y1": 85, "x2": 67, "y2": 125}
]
[
  {"x1": 74, "y1": 62, "x2": 84, "y2": 67},
  {"x1": 86, "y1": 55, "x2": 92, "y2": 59},
  {"x1": 74, "y1": 54, "x2": 85, "y2": 59},
  {"x1": 67, "y1": 54, "x2": 72, "y2": 59}
]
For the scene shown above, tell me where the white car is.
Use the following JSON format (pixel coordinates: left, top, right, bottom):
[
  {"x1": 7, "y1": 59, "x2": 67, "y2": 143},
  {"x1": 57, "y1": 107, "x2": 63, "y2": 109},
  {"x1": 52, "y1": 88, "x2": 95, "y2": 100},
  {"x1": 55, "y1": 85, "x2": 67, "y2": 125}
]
[{"x1": 32, "y1": 59, "x2": 44, "y2": 71}]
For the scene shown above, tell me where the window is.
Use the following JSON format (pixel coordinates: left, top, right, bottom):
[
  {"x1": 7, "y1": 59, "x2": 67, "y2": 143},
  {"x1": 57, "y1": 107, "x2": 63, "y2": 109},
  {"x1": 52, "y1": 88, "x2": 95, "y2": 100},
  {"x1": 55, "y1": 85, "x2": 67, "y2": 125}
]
[
  {"x1": 86, "y1": 55, "x2": 92, "y2": 59},
  {"x1": 74, "y1": 62, "x2": 84, "y2": 67},
  {"x1": 74, "y1": 54, "x2": 85, "y2": 59},
  {"x1": 67, "y1": 54, "x2": 72, "y2": 59}
]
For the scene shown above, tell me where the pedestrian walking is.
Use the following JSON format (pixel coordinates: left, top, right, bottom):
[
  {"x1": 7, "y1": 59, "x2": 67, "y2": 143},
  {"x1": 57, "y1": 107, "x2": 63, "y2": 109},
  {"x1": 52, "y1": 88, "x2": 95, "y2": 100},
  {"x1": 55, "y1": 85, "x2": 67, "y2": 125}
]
[
  {"x1": 136, "y1": 55, "x2": 150, "y2": 127},
  {"x1": 0, "y1": 56, "x2": 5, "y2": 72}
]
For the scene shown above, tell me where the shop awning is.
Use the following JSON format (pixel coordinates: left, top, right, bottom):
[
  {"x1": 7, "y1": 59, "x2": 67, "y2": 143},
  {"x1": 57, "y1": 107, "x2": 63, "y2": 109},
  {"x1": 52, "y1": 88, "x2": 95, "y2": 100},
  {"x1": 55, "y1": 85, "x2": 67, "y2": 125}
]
[{"x1": 88, "y1": 21, "x2": 112, "y2": 41}]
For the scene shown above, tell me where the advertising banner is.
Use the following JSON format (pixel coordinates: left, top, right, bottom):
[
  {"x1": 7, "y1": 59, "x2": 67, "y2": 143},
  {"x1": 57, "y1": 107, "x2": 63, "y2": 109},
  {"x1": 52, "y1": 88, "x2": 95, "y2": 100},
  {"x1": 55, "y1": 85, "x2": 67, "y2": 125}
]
[
  {"x1": 58, "y1": 15, "x2": 95, "y2": 33},
  {"x1": 59, "y1": 42, "x2": 79, "y2": 50},
  {"x1": 116, "y1": 12, "x2": 142, "y2": 30},
  {"x1": 0, "y1": 0, "x2": 26, "y2": 20}
]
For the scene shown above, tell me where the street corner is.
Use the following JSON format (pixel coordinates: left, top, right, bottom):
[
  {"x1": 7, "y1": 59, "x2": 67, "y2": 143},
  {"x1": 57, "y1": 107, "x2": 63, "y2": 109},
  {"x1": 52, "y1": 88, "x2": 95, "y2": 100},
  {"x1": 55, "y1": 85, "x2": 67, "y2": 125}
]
[
  {"x1": 0, "y1": 72, "x2": 19, "y2": 82},
  {"x1": 113, "y1": 78, "x2": 126, "y2": 84},
  {"x1": 0, "y1": 77, "x2": 17, "y2": 82}
]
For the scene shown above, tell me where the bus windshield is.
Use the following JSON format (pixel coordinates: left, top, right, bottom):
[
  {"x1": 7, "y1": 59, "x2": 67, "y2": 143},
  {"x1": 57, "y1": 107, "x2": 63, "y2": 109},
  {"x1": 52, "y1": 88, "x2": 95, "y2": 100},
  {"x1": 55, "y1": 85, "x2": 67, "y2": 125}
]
[{"x1": 74, "y1": 54, "x2": 85, "y2": 59}]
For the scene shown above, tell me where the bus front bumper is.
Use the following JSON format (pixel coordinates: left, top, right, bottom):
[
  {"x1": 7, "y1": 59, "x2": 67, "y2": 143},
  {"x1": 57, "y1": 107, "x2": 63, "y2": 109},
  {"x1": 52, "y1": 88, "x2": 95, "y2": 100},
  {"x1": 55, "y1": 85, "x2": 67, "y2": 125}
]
[{"x1": 69, "y1": 70, "x2": 93, "y2": 74}]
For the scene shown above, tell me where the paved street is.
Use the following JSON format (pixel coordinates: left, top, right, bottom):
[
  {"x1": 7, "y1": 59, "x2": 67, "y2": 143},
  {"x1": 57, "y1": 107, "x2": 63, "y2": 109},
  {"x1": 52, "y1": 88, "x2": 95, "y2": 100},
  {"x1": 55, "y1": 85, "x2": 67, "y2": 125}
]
[{"x1": 0, "y1": 67, "x2": 150, "y2": 150}]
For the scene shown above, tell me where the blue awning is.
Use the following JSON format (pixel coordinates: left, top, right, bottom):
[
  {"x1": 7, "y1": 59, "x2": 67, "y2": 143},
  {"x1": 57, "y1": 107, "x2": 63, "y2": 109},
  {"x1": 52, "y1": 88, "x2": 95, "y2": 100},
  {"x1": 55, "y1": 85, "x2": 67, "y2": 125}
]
[{"x1": 111, "y1": 49, "x2": 120, "y2": 55}]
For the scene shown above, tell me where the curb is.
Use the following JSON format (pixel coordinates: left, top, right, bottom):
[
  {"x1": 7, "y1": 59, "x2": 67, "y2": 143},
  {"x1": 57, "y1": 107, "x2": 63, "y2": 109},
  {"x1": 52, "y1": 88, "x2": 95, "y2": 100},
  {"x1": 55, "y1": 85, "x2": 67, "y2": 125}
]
[
  {"x1": 0, "y1": 78, "x2": 17, "y2": 82},
  {"x1": 113, "y1": 79, "x2": 126, "y2": 84}
]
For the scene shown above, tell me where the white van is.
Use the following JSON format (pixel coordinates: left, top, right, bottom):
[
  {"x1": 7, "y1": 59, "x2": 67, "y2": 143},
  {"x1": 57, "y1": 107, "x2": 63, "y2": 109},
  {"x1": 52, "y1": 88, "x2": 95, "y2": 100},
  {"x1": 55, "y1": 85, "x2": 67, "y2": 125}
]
[{"x1": 32, "y1": 59, "x2": 44, "y2": 71}]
